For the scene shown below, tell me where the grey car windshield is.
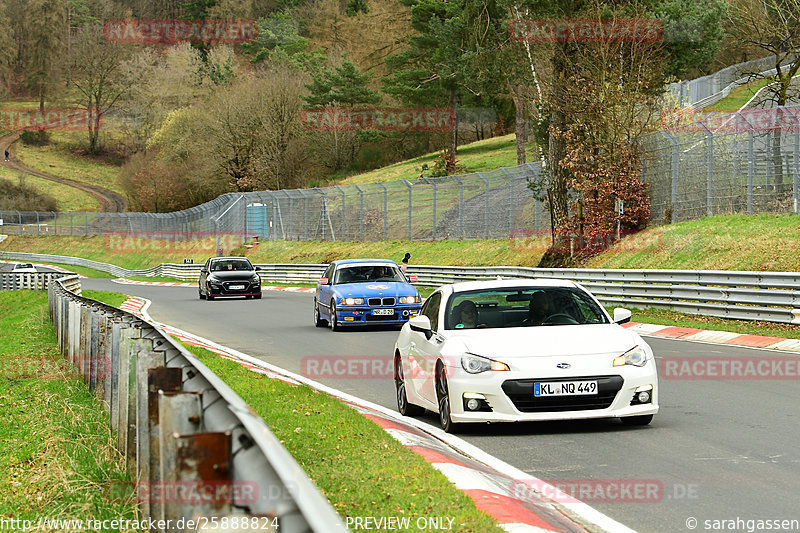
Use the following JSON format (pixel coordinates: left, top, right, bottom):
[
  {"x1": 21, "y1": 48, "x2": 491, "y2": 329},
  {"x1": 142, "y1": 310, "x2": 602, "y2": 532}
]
[
  {"x1": 445, "y1": 287, "x2": 609, "y2": 330},
  {"x1": 211, "y1": 259, "x2": 254, "y2": 271},
  {"x1": 334, "y1": 265, "x2": 405, "y2": 284}
]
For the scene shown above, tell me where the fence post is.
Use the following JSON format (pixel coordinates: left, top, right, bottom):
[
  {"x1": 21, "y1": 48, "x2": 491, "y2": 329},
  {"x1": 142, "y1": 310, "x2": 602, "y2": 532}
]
[
  {"x1": 376, "y1": 182, "x2": 388, "y2": 240},
  {"x1": 749, "y1": 130, "x2": 755, "y2": 214},
  {"x1": 477, "y1": 172, "x2": 490, "y2": 238},
  {"x1": 334, "y1": 185, "x2": 346, "y2": 241},
  {"x1": 794, "y1": 119, "x2": 799, "y2": 215},
  {"x1": 451, "y1": 176, "x2": 464, "y2": 238},
  {"x1": 500, "y1": 169, "x2": 516, "y2": 235},
  {"x1": 697, "y1": 123, "x2": 714, "y2": 216},
  {"x1": 297, "y1": 189, "x2": 309, "y2": 240},
  {"x1": 401, "y1": 179, "x2": 412, "y2": 240},
  {"x1": 422, "y1": 177, "x2": 437, "y2": 240},
  {"x1": 354, "y1": 184, "x2": 364, "y2": 241}
]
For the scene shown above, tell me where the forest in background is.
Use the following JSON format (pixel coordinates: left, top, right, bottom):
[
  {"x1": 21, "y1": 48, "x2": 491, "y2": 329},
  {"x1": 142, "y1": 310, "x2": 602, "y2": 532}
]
[{"x1": 2, "y1": 0, "x2": 796, "y2": 253}]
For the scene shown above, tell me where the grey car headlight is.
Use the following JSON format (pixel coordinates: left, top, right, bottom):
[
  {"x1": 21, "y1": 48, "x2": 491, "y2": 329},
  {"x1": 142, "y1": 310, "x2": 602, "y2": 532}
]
[
  {"x1": 461, "y1": 353, "x2": 510, "y2": 374},
  {"x1": 613, "y1": 345, "x2": 648, "y2": 367}
]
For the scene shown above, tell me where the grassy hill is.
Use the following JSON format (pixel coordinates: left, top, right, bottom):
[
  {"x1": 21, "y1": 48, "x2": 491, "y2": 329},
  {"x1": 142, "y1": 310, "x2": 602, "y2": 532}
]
[
  {"x1": 586, "y1": 214, "x2": 800, "y2": 272},
  {"x1": 337, "y1": 134, "x2": 533, "y2": 185}
]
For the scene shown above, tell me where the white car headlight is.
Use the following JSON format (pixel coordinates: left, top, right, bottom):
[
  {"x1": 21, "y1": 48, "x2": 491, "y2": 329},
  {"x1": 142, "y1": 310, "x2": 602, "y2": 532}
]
[
  {"x1": 461, "y1": 353, "x2": 510, "y2": 374},
  {"x1": 613, "y1": 345, "x2": 648, "y2": 367},
  {"x1": 341, "y1": 297, "x2": 364, "y2": 305},
  {"x1": 398, "y1": 296, "x2": 420, "y2": 304}
]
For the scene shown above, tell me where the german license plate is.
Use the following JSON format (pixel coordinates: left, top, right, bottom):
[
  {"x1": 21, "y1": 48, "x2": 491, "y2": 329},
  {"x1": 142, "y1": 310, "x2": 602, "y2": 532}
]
[
  {"x1": 534, "y1": 381, "x2": 597, "y2": 397},
  {"x1": 373, "y1": 309, "x2": 394, "y2": 316},
  {"x1": 229, "y1": 284, "x2": 245, "y2": 290}
]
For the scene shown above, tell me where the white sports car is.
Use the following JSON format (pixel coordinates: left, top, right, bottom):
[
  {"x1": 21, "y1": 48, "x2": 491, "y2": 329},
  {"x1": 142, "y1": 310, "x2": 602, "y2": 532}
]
[{"x1": 393, "y1": 279, "x2": 659, "y2": 432}]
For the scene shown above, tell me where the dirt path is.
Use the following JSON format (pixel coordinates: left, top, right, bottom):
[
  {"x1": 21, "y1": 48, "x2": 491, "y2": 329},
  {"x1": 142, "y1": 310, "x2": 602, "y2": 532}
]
[{"x1": 0, "y1": 133, "x2": 128, "y2": 212}]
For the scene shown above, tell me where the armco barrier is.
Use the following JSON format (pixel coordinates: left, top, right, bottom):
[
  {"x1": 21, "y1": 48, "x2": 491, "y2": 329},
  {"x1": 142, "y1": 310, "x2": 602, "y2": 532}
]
[
  {"x1": 48, "y1": 275, "x2": 347, "y2": 532},
  {"x1": 5, "y1": 251, "x2": 800, "y2": 324},
  {"x1": 0, "y1": 271, "x2": 76, "y2": 291}
]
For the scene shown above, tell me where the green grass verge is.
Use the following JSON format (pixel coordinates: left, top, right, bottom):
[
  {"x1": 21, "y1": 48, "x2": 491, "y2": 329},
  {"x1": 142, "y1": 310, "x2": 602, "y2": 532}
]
[
  {"x1": 587, "y1": 214, "x2": 800, "y2": 272},
  {"x1": 705, "y1": 79, "x2": 773, "y2": 112},
  {"x1": 181, "y1": 342, "x2": 503, "y2": 532},
  {"x1": 0, "y1": 291, "x2": 138, "y2": 527},
  {"x1": 124, "y1": 275, "x2": 192, "y2": 283},
  {"x1": 82, "y1": 289, "x2": 129, "y2": 308},
  {"x1": 0, "y1": 235, "x2": 548, "y2": 269}
]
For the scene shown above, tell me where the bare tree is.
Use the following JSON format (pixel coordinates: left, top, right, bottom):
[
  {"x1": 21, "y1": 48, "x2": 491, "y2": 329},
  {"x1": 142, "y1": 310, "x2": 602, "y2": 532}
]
[
  {"x1": 67, "y1": 24, "x2": 132, "y2": 153},
  {"x1": 729, "y1": 0, "x2": 800, "y2": 191}
]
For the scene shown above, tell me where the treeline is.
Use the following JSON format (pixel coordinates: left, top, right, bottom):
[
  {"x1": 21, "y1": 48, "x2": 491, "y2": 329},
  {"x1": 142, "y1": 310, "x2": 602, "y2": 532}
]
[{"x1": 0, "y1": 0, "x2": 790, "y2": 250}]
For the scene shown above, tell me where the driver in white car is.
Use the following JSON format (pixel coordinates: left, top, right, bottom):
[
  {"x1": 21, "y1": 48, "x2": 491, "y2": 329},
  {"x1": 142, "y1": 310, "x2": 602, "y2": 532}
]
[{"x1": 525, "y1": 291, "x2": 552, "y2": 325}]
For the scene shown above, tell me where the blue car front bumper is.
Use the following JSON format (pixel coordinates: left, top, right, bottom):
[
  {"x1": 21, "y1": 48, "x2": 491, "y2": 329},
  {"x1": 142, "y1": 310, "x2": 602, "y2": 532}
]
[{"x1": 335, "y1": 306, "x2": 421, "y2": 325}]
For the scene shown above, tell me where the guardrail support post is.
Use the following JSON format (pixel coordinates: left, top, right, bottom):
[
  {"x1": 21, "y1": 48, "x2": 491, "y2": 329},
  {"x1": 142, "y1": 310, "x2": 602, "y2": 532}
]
[
  {"x1": 136, "y1": 350, "x2": 166, "y2": 519},
  {"x1": 173, "y1": 432, "x2": 232, "y2": 527},
  {"x1": 159, "y1": 391, "x2": 203, "y2": 527},
  {"x1": 147, "y1": 368, "x2": 183, "y2": 524}
]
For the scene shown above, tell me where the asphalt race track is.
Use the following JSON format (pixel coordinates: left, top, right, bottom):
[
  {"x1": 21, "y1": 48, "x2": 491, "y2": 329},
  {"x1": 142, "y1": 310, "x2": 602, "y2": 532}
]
[{"x1": 82, "y1": 279, "x2": 800, "y2": 533}]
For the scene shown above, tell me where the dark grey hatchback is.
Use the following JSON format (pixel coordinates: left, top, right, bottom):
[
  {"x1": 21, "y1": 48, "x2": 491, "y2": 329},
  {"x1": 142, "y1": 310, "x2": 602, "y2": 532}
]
[{"x1": 199, "y1": 257, "x2": 262, "y2": 300}]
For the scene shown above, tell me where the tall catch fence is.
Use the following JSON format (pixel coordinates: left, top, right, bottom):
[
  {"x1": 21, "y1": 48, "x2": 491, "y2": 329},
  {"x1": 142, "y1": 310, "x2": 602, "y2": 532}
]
[
  {"x1": 664, "y1": 54, "x2": 793, "y2": 108},
  {"x1": 643, "y1": 107, "x2": 800, "y2": 223},
  {"x1": 0, "y1": 164, "x2": 551, "y2": 241}
]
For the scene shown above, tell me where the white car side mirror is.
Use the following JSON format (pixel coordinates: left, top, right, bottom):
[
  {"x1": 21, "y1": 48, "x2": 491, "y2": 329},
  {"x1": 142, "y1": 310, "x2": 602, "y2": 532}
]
[
  {"x1": 613, "y1": 308, "x2": 632, "y2": 324},
  {"x1": 409, "y1": 315, "x2": 433, "y2": 340}
]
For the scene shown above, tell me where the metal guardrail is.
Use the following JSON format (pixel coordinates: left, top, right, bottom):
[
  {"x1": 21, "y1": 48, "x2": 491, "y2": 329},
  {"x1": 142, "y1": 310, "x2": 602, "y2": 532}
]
[
  {"x1": 8, "y1": 251, "x2": 800, "y2": 324},
  {"x1": 48, "y1": 275, "x2": 347, "y2": 532},
  {"x1": 0, "y1": 271, "x2": 74, "y2": 290}
]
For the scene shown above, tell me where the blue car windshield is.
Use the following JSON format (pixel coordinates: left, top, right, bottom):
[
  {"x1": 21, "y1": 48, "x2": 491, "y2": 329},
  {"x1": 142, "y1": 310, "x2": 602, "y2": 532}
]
[{"x1": 334, "y1": 265, "x2": 404, "y2": 284}]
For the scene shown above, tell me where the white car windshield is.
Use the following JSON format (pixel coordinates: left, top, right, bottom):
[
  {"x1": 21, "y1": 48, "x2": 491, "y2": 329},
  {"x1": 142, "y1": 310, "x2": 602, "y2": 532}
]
[
  {"x1": 334, "y1": 265, "x2": 405, "y2": 284},
  {"x1": 445, "y1": 287, "x2": 609, "y2": 330}
]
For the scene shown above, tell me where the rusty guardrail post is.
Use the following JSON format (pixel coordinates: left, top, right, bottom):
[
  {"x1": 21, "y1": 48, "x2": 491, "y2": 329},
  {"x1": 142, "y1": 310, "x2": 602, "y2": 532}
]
[
  {"x1": 159, "y1": 391, "x2": 203, "y2": 529},
  {"x1": 136, "y1": 349, "x2": 166, "y2": 519}
]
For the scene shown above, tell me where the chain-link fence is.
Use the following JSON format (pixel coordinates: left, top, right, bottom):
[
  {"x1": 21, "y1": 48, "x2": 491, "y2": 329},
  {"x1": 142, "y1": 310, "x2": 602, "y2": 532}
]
[
  {"x1": 664, "y1": 54, "x2": 793, "y2": 108},
  {"x1": 0, "y1": 164, "x2": 552, "y2": 241},
  {"x1": 642, "y1": 107, "x2": 800, "y2": 223}
]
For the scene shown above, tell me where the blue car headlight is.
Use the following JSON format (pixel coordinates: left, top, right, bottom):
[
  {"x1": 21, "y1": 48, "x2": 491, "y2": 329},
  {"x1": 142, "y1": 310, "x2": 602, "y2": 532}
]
[
  {"x1": 398, "y1": 296, "x2": 420, "y2": 304},
  {"x1": 341, "y1": 297, "x2": 364, "y2": 305}
]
